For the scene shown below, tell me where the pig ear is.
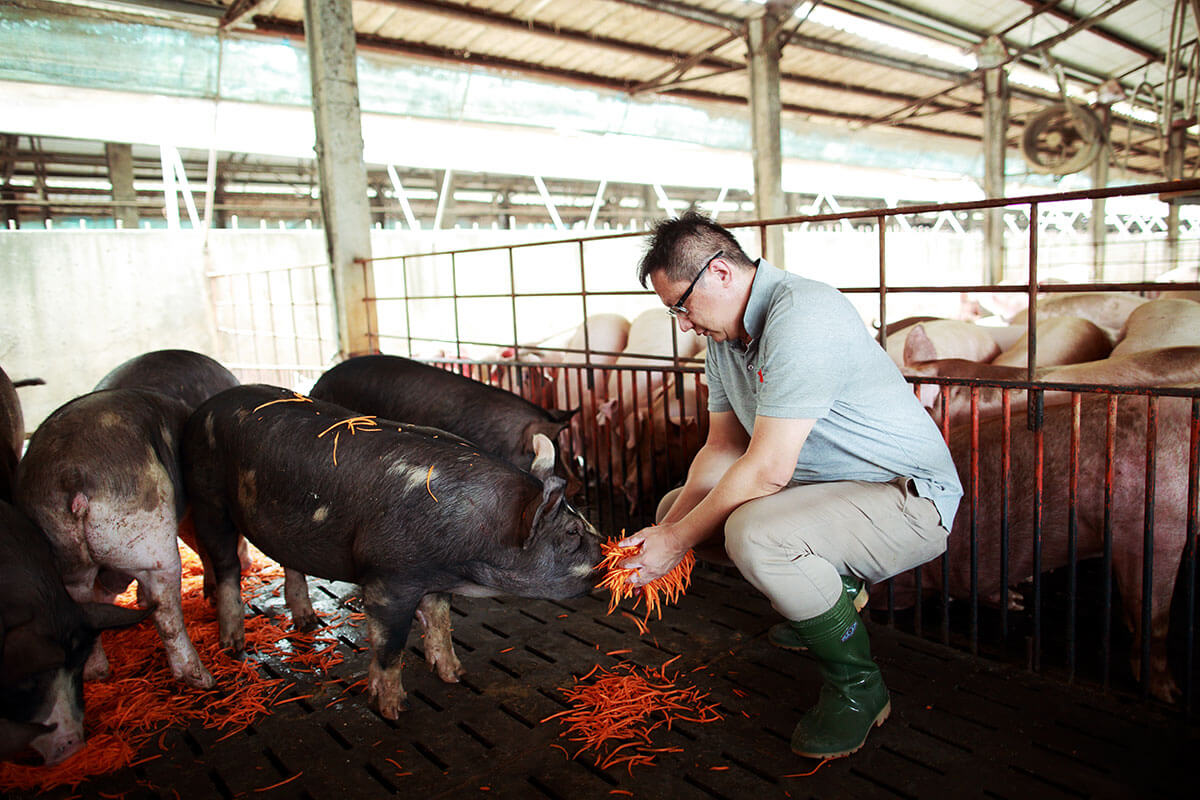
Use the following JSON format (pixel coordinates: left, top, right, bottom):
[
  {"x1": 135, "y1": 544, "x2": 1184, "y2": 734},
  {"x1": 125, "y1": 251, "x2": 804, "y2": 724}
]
[
  {"x1": 916, "y1": 383, "x2": 941, "y2": 409},
  {"x1": 903, "y1": 324, "x2": 937, "y2": 365},
  {"x1": 79, "y1": 601, "x2": 154, "y2": 632},
  {"x1": 526, "y1": 476, "x2": 567, "y2": 548},
  {"x1": 529, "y1": 433, "x2": 556, "y2": 481},
  {"x1": 526, "y1": 418, "x2": 569, "y2": 458},
  {"x1": 596, "y1": 398, "x2": 617, "y2": 426},
  {"x1": 623, "y1": 409, "x2": 648, "y2": 450}
]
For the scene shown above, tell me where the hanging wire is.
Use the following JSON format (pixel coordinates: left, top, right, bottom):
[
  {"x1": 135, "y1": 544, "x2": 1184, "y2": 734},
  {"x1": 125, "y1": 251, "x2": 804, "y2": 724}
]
[{"x1": 1122, "y1": 81, "x2": 1163, "y2": 181}]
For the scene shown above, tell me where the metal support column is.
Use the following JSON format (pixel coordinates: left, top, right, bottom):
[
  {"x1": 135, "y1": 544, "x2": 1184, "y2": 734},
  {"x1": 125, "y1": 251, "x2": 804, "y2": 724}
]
[
  {"x1": 980, "y1": 36, "x2": 1009, "y2": 285},
  {"x1": 1, "y1": 134, "x2": 18, "y2": 228},
  {"x1": 105, "y1": 142, "x2": 139, "y2": 229},
  {"x1": 304, "y1": 0, "x2": 377, "y2": 358},
  {"x1": 747, "y1": 3, "x2": 786, "y2": 265}
]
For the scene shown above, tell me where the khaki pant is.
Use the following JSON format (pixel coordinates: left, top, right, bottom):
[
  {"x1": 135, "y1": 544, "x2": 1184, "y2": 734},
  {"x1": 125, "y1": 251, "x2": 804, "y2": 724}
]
[{"x1": 657, "y1": 477, "x2": 948, "y2": 621}]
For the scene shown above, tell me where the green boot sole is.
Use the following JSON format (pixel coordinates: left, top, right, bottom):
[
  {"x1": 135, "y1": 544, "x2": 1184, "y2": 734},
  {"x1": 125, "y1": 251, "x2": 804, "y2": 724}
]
[
  {"x1": 792, "y1": 695, "x2": 890, "y2": 759},
  {"x1": 768, "y1": 576, "x2": 868, "y2": 651}
]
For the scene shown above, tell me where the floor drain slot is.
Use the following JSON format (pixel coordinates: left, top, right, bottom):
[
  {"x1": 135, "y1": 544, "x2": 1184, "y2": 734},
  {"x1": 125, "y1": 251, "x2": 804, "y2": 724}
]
[
  {"x1": 363, "y1": 761, "x2": 397, "y2": 792},
  {"x1": 457, "y1": 721, "x2": 494, "y2": 749},
  {"x1": 412, "y1": 740, "x2": 449, "y2": 771}
]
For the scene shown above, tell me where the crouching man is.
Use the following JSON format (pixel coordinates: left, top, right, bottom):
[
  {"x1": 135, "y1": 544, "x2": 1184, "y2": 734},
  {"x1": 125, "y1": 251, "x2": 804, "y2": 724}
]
[{"x1": 618, "y1": 211, "x2": 961, "y2": 759}]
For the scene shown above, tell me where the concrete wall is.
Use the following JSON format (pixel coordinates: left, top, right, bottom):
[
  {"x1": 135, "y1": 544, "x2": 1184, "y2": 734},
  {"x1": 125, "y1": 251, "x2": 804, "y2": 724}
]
[
  {"x1": 3, "y1": 226, "x2": 1192, "y2": 435},
  {"x1": 0, "y1": 228, "x2": 592, "y2": 432},
  {"x1": 1, "y1": 231, "x2": 216, "y2": 435}
]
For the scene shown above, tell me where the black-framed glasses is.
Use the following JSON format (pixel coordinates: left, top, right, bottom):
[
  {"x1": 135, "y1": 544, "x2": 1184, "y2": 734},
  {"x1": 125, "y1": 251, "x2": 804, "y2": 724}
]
[{"x1": 666, "y1": 250, "x2": 723, "y2": 318}]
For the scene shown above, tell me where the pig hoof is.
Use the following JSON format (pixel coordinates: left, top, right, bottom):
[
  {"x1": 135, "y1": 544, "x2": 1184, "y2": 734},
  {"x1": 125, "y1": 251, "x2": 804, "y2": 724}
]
[
  {"x1": 430, "y1": 657, "x2": 465, "y2": 684},
  {"x1": 220, "y1": 635, "x2": 245, "y2": 655},
  {"x1": 179, "y1": 666, "x2": 216, "y2": 690},
  {"x1": 83, "y1": 662, "x2": 111, "y2": 681},
  {"x1": 293, "y1": 611, "x2": 321, "y2": 633},
  {"x1": 372, "y1": 694, "x2": 408, "y2": 720}
]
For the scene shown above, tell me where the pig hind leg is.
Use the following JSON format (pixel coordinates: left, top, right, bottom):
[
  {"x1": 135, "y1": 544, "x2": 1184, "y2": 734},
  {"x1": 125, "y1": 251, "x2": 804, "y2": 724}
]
[
  {"x1": 363, "y1": 580, "x2": 423, "y2": 721},
  {"x1": 188, "y1": 496, "x2": 247, "y2": 654},
  {"x1": 95, "y1": 499, "x2": 216, "y2": 690},
  {"x1": 130, "y1": 557, "x2": 215, "y2": 689},
  {"x1": 1112, "y1": 535, "x2": 1183, "y2": 704},
  {"x1": 416, "y1": 592, "x2": 464, "y2": 683},
  {"x1": 284, "y1": 568, "x2": 321, "y2": 632}
]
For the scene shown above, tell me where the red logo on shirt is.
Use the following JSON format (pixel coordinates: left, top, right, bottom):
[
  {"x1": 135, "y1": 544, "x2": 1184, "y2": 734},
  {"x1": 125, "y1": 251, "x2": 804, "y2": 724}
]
[{"x1": 757, "y1": 369, "x2": 764, "y2": 383}]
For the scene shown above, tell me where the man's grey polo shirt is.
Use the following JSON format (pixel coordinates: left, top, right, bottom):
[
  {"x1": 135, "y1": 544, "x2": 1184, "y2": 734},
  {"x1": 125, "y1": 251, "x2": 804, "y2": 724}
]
[{"x1": 706, "y1": 260, "x2": 962, "y2": 530}]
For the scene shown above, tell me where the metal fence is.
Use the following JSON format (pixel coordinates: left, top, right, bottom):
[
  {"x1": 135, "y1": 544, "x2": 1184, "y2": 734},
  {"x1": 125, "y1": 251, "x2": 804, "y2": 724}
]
[{"x1": 213, "y1": 179, "x2": 1200, "y2": 711}]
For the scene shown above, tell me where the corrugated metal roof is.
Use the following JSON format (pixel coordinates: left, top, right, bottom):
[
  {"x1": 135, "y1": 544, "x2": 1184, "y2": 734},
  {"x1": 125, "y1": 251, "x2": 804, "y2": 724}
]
[
  {"x1": 10, "y1": 0, "x2": 1200, "y2": 190},
  {"x1": 197, "y1": 0, "x2": 1200, "y2": 177}
]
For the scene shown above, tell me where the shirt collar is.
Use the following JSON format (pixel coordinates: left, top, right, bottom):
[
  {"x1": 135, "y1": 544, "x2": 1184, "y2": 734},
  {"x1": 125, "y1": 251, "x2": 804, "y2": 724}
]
[{"x1": 740, "y1": 258, "x2": 784, "y2": 344}]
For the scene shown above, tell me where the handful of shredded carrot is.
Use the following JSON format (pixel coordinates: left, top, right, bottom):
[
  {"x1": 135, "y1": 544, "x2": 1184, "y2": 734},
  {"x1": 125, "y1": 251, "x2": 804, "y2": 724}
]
[
  {"x1": 597, "y1": 538, "x2": 696, "y2": 626},
  {"x1": 542, "y1": 656, "x2": 722, "y2": 773}
]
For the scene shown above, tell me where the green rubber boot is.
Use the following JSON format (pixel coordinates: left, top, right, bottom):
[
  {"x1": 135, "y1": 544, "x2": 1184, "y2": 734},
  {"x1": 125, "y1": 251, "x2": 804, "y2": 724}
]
[
  {"x1": 768, "y1": 575, "x2": 867, "y2": 651},
  {"x1": 787, "y1": 591, "x2": 890, "y2": 759}
]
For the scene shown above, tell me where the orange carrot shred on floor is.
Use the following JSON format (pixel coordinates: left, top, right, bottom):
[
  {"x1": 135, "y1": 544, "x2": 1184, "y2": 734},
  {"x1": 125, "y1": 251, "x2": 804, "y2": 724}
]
[
  {"x1": 544, "y1": 660, "x2": 722, "y2": 774},
  {"x1": 0, "y1": 544, "x2": 301, "y2": 793},
  {"x1": 782, "y1": 758, "x2": 832, "y2": 778},
  {"x1": 253, "y1": 772, "x2": 302, "y2": 792},
  {"x1": 596, "y1": 538, "x2": 695, "y2": 624}
]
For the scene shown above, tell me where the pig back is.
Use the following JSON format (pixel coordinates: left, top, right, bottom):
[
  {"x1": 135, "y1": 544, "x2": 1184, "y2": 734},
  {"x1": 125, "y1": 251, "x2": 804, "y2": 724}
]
[
  {"x1": 1011, "y1": 291, "x2": 1147, "y2": 344},
  {"x1": 95, "y1": 349, "x2": 239, "y2": 411},
  {"x1": 15, "y1": 389, "x2": 191, "y2": 533},
  {"x1": 184, "y1": 385, "x2": 546, "y2": 584},
  {"x1": 1110, "y1": 298, "x2": 1200, "y2": 357},
  {"x1": 309, "y1": 354, "x2": 571, "y2": 473}
]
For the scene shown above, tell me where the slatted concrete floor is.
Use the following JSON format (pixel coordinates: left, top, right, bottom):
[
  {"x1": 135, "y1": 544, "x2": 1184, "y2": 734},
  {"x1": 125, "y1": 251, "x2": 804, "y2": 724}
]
[{"x1": 13, "y1": 565, "x2": 1198, "y2": 799}]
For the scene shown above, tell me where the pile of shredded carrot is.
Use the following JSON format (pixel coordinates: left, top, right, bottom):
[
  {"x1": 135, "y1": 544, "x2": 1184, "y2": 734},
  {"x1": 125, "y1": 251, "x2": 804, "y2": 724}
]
[
  {"x1": 597, "y1": 538, "x2": 696, "y2": 631},
  {"x1": 0, "y1": 543, "x2": 355, "y2": 793},
  {"x1": 542, "y1": 655, "x2": 722, "y2": 774}
]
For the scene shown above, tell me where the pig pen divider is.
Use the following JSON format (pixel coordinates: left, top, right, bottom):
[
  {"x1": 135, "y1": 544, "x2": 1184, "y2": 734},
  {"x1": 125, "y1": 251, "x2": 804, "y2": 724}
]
[{"x1": 896, "y1": 375, "x2": 1200, "y2": 714}]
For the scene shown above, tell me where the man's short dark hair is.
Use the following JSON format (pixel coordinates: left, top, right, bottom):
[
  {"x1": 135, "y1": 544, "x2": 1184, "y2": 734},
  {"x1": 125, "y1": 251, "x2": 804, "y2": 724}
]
[{"x1": 637, "y1": 210, "x2": 755, "y2": 288}]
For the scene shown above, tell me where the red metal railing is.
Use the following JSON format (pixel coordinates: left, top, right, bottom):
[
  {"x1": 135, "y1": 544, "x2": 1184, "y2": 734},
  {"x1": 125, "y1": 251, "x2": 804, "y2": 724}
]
[{"x1": 355, "y1": 179, "x2": 1200, "y2": 710}]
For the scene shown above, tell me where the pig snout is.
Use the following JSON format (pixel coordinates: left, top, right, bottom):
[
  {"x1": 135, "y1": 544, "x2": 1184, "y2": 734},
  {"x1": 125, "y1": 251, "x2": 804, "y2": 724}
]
[
  {"x1": 547, "y1": 515, "x2": 603, "y2": 598},
  {"x1": 30, "y1": 723, "x2": 80, "y2": 767},
  {"x1": 27, "y1": 672, "x2": 85, "y2": 766}
]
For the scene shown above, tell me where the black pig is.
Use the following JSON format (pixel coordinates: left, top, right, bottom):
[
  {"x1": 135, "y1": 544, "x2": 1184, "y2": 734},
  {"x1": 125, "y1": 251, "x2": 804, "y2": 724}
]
[
  {"x1": 95, "y1": 349, "x2": 239, "y2": 412},
  {"x1": 16, "y1": 389, "x2": 215, "y2": 689},
  {"x1": 182, "y1": 385, "x2": 601, "y2": 718},
  {"x1": 309, "y1": 354, "x2": 580, "y2": 493},
  {"x1": 94, "y1": 348, "x2": 247, "y2": 596},
  {"x1": 0, "y1": 500, "x2": 147, "y2": 764}
]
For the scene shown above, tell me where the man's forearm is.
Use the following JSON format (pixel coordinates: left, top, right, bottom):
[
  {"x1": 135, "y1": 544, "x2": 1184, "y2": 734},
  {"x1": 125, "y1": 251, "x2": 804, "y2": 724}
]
[
  {"x1": 659, "y1": 443, "x2": 742, "y2": 526},
  {"x1": 667, "y1": 452, "x2": 787, "y2": 550}
]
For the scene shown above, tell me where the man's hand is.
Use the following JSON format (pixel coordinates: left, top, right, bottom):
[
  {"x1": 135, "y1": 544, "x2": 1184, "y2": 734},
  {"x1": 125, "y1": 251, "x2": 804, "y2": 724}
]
[{"x1": 616, "y1": 523, "x2": 688, "y2": 587}]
